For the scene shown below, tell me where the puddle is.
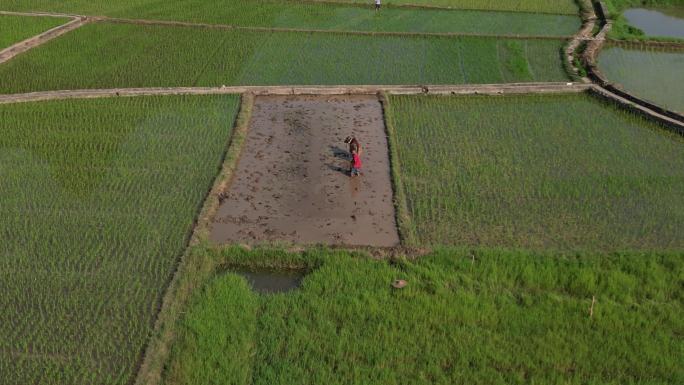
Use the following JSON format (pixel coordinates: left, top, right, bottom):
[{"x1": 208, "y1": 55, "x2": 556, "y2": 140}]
[
  {"x1": 232, "y1": 268, "x2": 305, "y2": 294},
  {"x1": 624, "y1": 7, "x2": 684, "y2": 39}
]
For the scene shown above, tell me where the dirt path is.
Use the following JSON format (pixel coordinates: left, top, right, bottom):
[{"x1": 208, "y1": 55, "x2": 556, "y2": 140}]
[
  {"x1": 0, "y1": 83, "x2": 591, "y2": 104},
  {"x1": 0, "y1": 13, "x2": 89, "y2": 65},
  {"x1": 210, "y1": 95, "x2": 399, "y2": 246}
]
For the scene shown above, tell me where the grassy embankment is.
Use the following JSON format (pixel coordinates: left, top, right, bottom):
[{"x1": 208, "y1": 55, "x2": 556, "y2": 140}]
[
  {"x1": 386, "y1": 93, "x2": 684, "y2": 251},
  {"x1": 0, "y1": 0, "x2": 580, "y2": 18},
  {"x1": 0, "y1": 95, "x2": 240, "y2": 385},
  {"x1": 0, "y1": 14, "x2": 68, "y2": 50},
  {"x1": 0, "y1": 22, "x2": 569, "y2": 94},
  {"x1": 165, "y1": 245, "x2": 684, "y2": 385},
  {"x1": 598, "y1": 45, "x2": 684, "y2": 113}
]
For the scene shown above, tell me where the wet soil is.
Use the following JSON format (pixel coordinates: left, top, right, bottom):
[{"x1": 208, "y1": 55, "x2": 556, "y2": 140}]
[{"x1": 210, "y1": 95, "x2": 400, "y2": 247}]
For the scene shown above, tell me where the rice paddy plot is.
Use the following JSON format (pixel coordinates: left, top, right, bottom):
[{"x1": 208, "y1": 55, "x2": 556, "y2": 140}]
[
  {"x1": 386, "y1": 93, "x2": 684, "y2": 251},
  {"x1": 0, "y1": 14, "x2": 69, "y2": 50},
  {"x1": 0, "y1": 0, "x2": 580, "y2": 22},
  {"x1": 598, "y1": 46, "x2": 684, "y2": 113},
  {"x1": 313, "y1": 0, "x2": 580, "y2": 14},
  {"x1": 166, "y1": 247, "x2": 684, "y2": 385},
  {"x1": 0, "y1": 95, "x2": 240, "y2": 385},
  {"x1": 0, "y1": 22, "x2": 569, "y2": 93}
]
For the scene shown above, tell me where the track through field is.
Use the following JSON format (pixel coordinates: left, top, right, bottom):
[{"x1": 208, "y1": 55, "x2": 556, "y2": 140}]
[{"x1": 0, "y1": 12, "x2": 89, "y2": 64}]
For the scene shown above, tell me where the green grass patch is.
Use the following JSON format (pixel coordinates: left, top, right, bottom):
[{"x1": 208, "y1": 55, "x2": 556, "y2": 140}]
[
  {"x1": 598, "y1": 45, "x2": 684, "y2": 113},
  {"x1": 0, "y1": 95, "x2": 240, "y2": 385},
  {"x1": 165, "y1": 246, "x2": 684, "y2": 385},
  {"x1": 386, "y1": 93, "x2": 684, "y2": 251},
  {"x1": 0, "y1": 14, "x2": 69, "y2": 50},
  {"x1": 0, "y1": 0, "x2": 580, "y2": 20},
  {"x1": 0, "y1": 22, "x2": 569, "y2": 93}
]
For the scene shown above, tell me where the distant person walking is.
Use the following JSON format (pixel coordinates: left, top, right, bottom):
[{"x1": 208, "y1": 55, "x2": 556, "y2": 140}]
[
  {"x1": 375, "y1": 0, "x2": 381, "y2": 11},
  {"x1": 350, "y1": 150, "x2": 362, "y2": 177}
]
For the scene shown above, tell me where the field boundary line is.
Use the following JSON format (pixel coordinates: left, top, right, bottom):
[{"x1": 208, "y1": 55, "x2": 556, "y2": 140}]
[
  {"x1": 604, "y1": 39, "x2": 684, "y2": 51},
  {"x1": 588, "y1": 85, "x2": 684, "y2": 135},
  {"x1": 0, "y1": 83, "x2": 591, "y2": 104},
  {"x1": 98, "y1": 16, "x2": 574, "y2": 40},
  {"x1": 0, "y1": 14, "x2": 89, "y2": 65},
  {"x1": 133, "y1": 94, "x2": 254, "y2": 385},
  {"x1": 0, "y1": 10, "x2": 85, "y2": 18}
]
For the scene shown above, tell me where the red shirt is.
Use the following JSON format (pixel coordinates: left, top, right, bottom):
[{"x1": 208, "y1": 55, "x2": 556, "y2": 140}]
[{"x1": 352, "y1": 153, "x2": 362, "y2": 168}]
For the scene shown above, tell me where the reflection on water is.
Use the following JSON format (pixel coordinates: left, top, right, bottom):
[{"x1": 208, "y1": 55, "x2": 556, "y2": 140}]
[
  {"x1": 233, "y1": 268, "x2": 304, "y2": 294},
  {"x1": 624, "y1": 8, "x2": 684, "y2": 39}
]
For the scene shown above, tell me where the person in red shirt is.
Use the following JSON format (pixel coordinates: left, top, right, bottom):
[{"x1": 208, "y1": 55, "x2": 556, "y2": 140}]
[{"x1": 350, "y1": 149, "x2": 362, "y2": 177}]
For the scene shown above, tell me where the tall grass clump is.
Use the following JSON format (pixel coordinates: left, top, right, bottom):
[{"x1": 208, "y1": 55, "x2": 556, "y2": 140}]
[
  {"x1": 0, "y1": 22, "x2": 568, "y2": 94},
  {"x1": 0, "y1": 94, "x2": 240, "y2": 385},
  {"x1": 165, "y1": 247, "x2": 684, "y2": 385},
  {"x1": 387, "y1": 93, "x2": 684, "y2": 251},
  {"x1": 0, "y1": 14, "x2": 69, "y2": 50}
]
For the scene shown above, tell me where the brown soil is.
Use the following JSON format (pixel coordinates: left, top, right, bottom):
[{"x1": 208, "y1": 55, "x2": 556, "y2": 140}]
[{"x1": 210, "y1": 95, "x2": 400, "y2": 247}]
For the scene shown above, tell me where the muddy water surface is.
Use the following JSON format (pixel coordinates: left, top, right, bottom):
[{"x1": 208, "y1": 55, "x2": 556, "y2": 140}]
[
  {"x1": 233, "y1": 269, "x2": 304, "y2": 294},
  {"x1": 210, "y1": 95, "x2": 399, "y2": 246}
]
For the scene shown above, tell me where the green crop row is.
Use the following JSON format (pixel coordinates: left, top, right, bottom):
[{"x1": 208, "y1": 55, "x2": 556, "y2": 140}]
[
  {"x1": 0, "y1": 14, "x2": 69, "y2": 50},
  {"x1": 1, "y1": 2, "x2": 580, "y2": 36},
  {"x1": 598, "y1": 45, "x2": 684, "y2": 113},
  {"x1": 0, "y1": 22, "x2": 569, "y2": 94},
  {"x1": 0, "y1": 95, "x2": 240, "y2": 385},
  {"x1": 165, "y1": 246, "x2": 684, "y2": 385},
  {"x1": 0, "y1": 0, "x2": 580, "y2": 20},
  {"x1": 387, "y1": 93, "x2": 684, "y2": 252}
]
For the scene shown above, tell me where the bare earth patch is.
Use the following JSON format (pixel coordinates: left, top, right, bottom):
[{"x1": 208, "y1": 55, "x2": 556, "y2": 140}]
[{"x1": 210, "y1": 95, "x2": 399, "y2": 247}]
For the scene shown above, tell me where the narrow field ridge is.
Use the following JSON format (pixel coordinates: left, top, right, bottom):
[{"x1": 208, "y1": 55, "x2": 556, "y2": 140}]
[
  {"x1": 0, "y1": 83, "x2": 591, "y2": 104},
  {"x1": 0, "y1": 14, "x2": 88, "y2": 64}
]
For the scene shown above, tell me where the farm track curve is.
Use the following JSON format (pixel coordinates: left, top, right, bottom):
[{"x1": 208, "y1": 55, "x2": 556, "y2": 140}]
[{"x1": 0, "y1": 13, "x2": 89, "y2": 64}]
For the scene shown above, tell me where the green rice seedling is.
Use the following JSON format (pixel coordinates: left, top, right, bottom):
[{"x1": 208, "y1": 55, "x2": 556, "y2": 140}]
[
  {"x1": 0, "y1": 22, "x2": 569, "y2": 93},
  {"x1": 598, "y1": 45, "x2": 684, "y2": 113},
  {"x1": 387, "y1": 93, "x2": 684, "y2": 252},
  {"x1": 0, "y1": 14, "x2": 69, "y2": 50},
  {"x1": 0, "y1": 95, "x2": 240, "y2": 385},
  {"x1": 0, "y1": 0, "x2": 580, "y2": 16},
  {"x1": 165, "y1": 246, "x2": 684, "y2": 385}
]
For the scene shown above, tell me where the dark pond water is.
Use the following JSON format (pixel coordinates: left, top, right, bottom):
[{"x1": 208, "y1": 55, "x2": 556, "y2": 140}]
[
  {"x1": 233, "y1": 268, "x2": 304, "y2": 294},
  {"x1": 624, "y1": 8, "x2": 684, "y2": 38}
]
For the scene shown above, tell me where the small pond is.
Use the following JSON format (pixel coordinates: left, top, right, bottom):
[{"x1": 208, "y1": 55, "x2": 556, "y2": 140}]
[
  {"x1": 232, "y1": 268, "x2": 305, "y2": 294},
  {"x1": 623, "y1": 7, "x2": 684, "y2": 39}
]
